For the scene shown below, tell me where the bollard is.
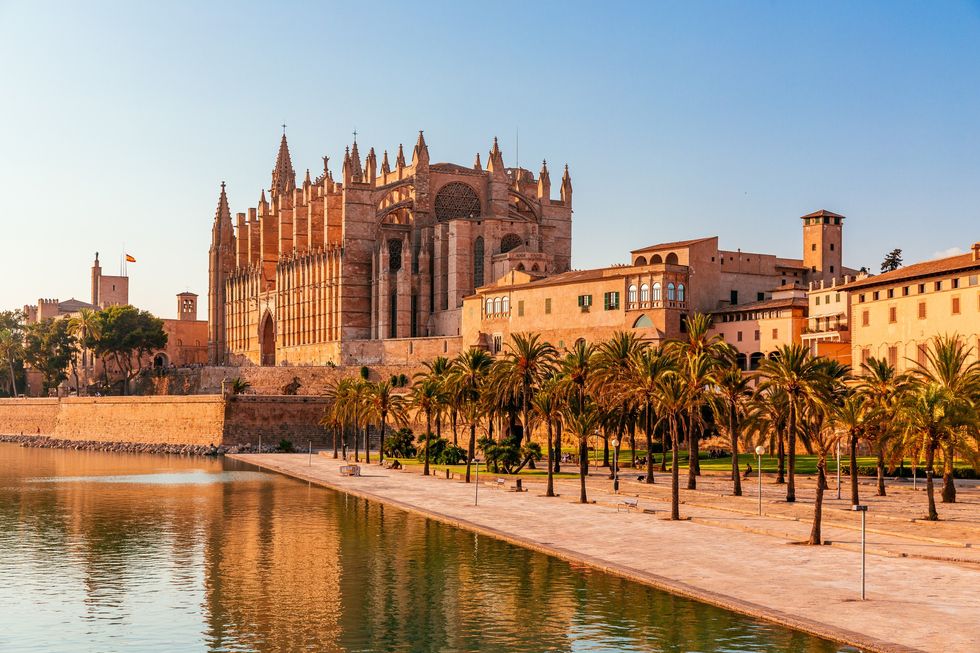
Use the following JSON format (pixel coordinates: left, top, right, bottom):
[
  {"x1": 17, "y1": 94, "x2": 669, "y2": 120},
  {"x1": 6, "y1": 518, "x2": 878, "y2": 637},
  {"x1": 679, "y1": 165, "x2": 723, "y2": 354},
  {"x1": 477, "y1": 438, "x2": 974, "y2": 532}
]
[
  {"x1": 853, "y1": 505, "x2": 868, "y2": 600},
  {"x1": 516, "y1": 478, "x2": 523, "y2": 492},
  {"x1": 309, "y1": 441, "x2": 312, "y2": 466}
]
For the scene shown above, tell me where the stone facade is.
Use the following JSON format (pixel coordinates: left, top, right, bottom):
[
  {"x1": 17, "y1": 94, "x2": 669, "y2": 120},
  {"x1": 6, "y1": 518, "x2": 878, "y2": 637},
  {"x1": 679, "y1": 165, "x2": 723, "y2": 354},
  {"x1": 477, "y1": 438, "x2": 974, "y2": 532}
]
[{"x1": 208, "y1": 132, "x2": 572, "y2": 367}]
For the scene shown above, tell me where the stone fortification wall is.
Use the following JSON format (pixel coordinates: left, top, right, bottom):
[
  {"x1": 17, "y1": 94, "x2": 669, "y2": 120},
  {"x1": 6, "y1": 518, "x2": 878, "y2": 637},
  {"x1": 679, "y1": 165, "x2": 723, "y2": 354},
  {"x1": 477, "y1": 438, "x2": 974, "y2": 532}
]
[
  {"x1": 0, "y1": 396, "x2": 330, "y2": 448},
  {"x1": 0, "y1": 398, "x2": 60, "y2": 435}
]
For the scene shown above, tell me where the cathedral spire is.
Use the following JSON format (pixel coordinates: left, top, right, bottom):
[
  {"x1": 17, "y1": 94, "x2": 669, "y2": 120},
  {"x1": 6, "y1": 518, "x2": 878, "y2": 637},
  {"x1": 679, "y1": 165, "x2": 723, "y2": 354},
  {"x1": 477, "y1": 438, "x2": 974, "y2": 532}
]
[
  {"x1": 537, "y1": 159, "x2": 551, "y2": 199},
  {"x1": 366, "y1": 147, "x2": 377, "y2": 183},
  {"x1": 487, "y1": 136, "x2": 505, "y2": 174},
  {"x1": 412, "y1": 130, "x2": 429, "y2": 166},
  {"x1": 270, "y1": 132, "x2": 295, "y2": 197},
  {"x1": 350, "y1": 140, "x2": 363, "y2": 182},
  {"x1": 474, "y1": 152, "x2": 482, "y2": 171},
  {"x1": 215, "y1": 181, "x2": 231, "y2": 224},
  {"x1": 396, "y1": 144, "x2": 406, "y2": 169},
  {"x1": 304, "y1": 168, "x2": 312, "y2": 188},
  {"x1": 381, "y1": 149, "x2": 391, "y2": 175},
  {"x1": 258, "y1": 188, "x2": 268, "y2": 215},
  {"x1": 560, "y1": 164, "x2": 572, "y2": 205}
]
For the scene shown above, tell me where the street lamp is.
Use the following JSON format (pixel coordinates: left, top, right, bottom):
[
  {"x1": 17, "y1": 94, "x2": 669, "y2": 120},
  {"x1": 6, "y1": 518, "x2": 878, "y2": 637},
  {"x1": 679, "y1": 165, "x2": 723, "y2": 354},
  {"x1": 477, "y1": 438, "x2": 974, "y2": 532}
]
[
  {"x1": 611, "y1": 438, "x2": 620, "y2": 493},
  {"x1": 474, "y1": 457, "x2": 481, "y2": 506},
  {"x1": 836, "y1": 440, "x2": 842, "y2": 500},
  {"x1": 755, "y1": 445, "x2": 765, "y2": 516},
  {"x1": 852, "y1": 504, "x2": 868, "y2": 600}
]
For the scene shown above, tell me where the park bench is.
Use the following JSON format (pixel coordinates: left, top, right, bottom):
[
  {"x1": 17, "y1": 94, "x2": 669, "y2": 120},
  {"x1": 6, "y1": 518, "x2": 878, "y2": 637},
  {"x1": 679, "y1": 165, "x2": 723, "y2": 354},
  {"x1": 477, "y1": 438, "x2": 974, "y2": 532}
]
[
  {"x1": 339, "y1": 465, "x2": 361, "y2": 477},
  {"x1": 494, "y1": 478, "x2": 507, "y2": 489},
  {"x1": 617, "y1": 498, "x2": 639, "y2": 513}
]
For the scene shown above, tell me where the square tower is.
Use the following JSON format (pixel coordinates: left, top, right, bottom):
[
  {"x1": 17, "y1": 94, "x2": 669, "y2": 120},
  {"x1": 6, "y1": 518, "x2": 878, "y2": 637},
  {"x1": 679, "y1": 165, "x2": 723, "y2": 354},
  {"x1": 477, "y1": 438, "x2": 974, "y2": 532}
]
[
  {"x1": 802, "y1": 209, "x2": 844, "y2": 285},
  {"x1": 177, "y1": 292, "x2": 198, "y2": 321}
]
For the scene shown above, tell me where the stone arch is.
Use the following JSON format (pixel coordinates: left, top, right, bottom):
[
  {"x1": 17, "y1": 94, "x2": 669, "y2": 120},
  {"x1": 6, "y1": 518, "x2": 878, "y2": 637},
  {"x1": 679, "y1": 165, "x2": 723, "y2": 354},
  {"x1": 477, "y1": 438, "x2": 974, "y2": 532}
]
[
  {"x1": 632, "y1": 314, "x2": 653, "y2": 329},
  {"x1": 516, "y1": 263, "x2": 525, "y2": 271},
  {"x1": 508, "y1": 191, "x2": 539, "y2": 221},
  {"x1": 434, "y1": 182, "x2": 481, "y2": 221},
  {"x1": 500, "y1": 233, "x2": 523, "y2": 253},
  {"x1": 260, "y1": 311, "x2": 276, "y2": 366},
  {"x1": 736, "y1": 352, "x2": 747, "y2": 371},
  {"x1": 153, "y1": 352, "x2": 169, "y2": 368},
  {"x1": 665, "y1": 252, "x2": 679, "y2": 265},
  {"x1": 634, "y1": 256, "x2": 647, "y2": 266},
  {"x1": 749, "y1": 352, "x2": 765, "y2": 370},
  {"x1": 531, "y1": 263, "x2": 540, "y2": 272},
  {"x1": 651, "y1": 254, "x2": 663, "y2": 264}
]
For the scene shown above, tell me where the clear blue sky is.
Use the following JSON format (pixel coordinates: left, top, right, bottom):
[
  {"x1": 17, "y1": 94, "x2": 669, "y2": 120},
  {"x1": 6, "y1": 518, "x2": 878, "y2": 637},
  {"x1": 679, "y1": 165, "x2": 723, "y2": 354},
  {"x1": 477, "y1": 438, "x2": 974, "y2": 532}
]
[{"x1": 1, "y1": 1, "x2": 978, "y2": 318}]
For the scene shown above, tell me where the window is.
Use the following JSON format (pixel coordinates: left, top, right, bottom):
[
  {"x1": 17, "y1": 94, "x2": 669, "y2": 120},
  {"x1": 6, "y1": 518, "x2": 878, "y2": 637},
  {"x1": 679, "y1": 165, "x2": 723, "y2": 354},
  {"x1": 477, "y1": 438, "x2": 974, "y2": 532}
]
[
  {"x1": 952, "y1": 278, "x2": 960, "y2": 289},
  {"x1": 545, "y1": 298, "x2": 552, "y2": 314},
  {"x1": 577, "y1": 294, "x2": 592, "y2": 308},
  {"x1": 737, "y1": 331, "x2": 743, "y2": 342},
  {"x1": 628, "y1": 284, "x2": 637, "y2": 303},
  {"x1": 917, "y1": 344, "x2": 928, "y2": 367},
  {"x1": 888, "y1": 346, "x2": 898, "y2": 368},
  {"x1": 902, "y1": 286, "x2": 909, "y2": 296},
  {"x1": 952, "y1": 297, "x2": 960, "y2": 315},
  {"x1": 640, "y1": 283, "x2": 650, "y2": 302},
  {"x1": 603, "y1": 291, "x2": 620, "y2": 310},
  {"x1": 651, "y1": 283, "x2": 661, "y2": 301},
  {"x1": 815, "y1": 296, "x2": 821, "y2": 306},
  {"x1": 934, "y1": 281, "x2": 942, "y2": 291},
  {"x1": 862, "y1": 310, "x2": 869, "y2": 326},
  {"x1": 730, "y1": 290, "x2": 738, "y2": 305},
  {"x1": 811, "y1": 243, "x2": 817, "y2": 251},
  {"x1": 493, "y1": 334, "x2": 503, "y2": 354},
  {"x1": 861, "y1": 348, "x2": 870, "y2": 364},
  {"x1": 485, "y1": 298, "x2": 493, "y2": 315},
  {"x1": 858, "y1": 294, "x2": 865, "y2": 303},
  {"x1": 494, "y1": 297, "x2": 502, "y2": 314},
  {"x1": 754, "y1": 329, "x2": 760, "y2": 341},
  {"x1": 918, "y1": 284, "x2": 925, "y2": 294},
  {"x1": 758, "y1": 292, "x2": 765, "y2": 301},
  {"x1": 830, "y1": 243, "x2": 835, "y2": 251},
  {"x1": 889, "y1": 307, "x2": 897, "y2": 323},
  {"x1": 830, "y1": 266, "x2": 834, "y2": 273},
  {"x1": 501, "y1": 296, "x2": 509, "y2": 314},
  {"x1": 887, "y1": 289, "x2": 894, "y2": 299},
  {"x1": 836, "y1": 293, "x2": 841, "y2": 303},
  {"x1": 873, "y1": 291, "x2": 880, "y2": 301},
  {"x1": 473, "y1": 237, "x2": 485, "y2": 287},
  {"x1": 677, "y1": 284, "x2": 686, "y2": 302},
  {"x1": 772, "y1": 328, "x2": 779, "y2": 339},
  {"x1": 969, "y1": 275, "x2": 978, "y2": 286},
  {"x1": 918, "y1": 302, "x2": 926, "y2": 319},
  {"x1": 668, "y1": 283, "x2": 676, "y2": 301},
  {"x1": 517, "y1": 300, "x2": 524, "y2": 317}
]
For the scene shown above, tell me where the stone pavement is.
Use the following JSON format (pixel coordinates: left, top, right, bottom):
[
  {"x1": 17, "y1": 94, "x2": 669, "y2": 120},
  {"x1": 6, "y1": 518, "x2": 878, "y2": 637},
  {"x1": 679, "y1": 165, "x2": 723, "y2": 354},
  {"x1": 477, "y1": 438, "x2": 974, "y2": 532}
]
[{"x1": 229, "y1": 453, "x2": 980, "y2": 653}]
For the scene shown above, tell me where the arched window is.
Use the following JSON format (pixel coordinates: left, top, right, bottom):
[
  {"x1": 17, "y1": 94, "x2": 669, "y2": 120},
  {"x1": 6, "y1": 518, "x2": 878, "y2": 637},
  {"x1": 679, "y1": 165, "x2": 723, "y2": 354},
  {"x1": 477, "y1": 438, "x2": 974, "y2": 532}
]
[
  {"x1": 651, "y1": 283, "x2": 661, "y2": 301},
  {"x1": 500, "y1": 233, "x2": 523, "y2": 253},
  {"x1": 651, "y1": 254, "x2": 663, "y2": 264},
  {"x1": 502, "y1": 296, "x2": 510, "y2": 314},
  {"x1": 628, "y1": 284, "x2": 637, "y2": 303},
  {"x1": 665, "y1": 252, "x2": 679, "y2": 265},
  {"x1": 473, "y1": 236, "x2": 485, "y2": 288},
  {"x1": 677, "y1": 283, "x2": 686, "y2": 302},
  {"x1": 388, "y1": 239, "x2": 402, "y2": 272},
  {"x1": 485, "y1": 298, "x2": 493, "y2": 315},
  {"x1": 516, "y1": 263, "x2": 525, "y2": 271},
  {"x1": 434, "y1": 182, "x2": 481, "y2": 221},
  {"x1": 640, "y1": 283, "x2": 650, "y2": 302},
  {"x1": 531, "y1": 263, "x2": 540, "y2": 272},
  {"x1": 667, "y1": 283, "x2": 676, "y2": 301},
  {"x1": 634, "y1": 256, "x2": 647, "y2": 266},
  {"x1": 632, "y1": 314, "x2": 653, "y2": 329},
  {"x1": 494, "y1": 297, "x2": 502, "y2": 314}
]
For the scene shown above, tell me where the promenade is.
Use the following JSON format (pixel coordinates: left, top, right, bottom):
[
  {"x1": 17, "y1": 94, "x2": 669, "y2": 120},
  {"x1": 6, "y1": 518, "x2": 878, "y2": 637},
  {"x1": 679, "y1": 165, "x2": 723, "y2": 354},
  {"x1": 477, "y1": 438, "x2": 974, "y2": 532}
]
[{"x1": 229, "y1": 453, "x2": 980, "y2": 653}]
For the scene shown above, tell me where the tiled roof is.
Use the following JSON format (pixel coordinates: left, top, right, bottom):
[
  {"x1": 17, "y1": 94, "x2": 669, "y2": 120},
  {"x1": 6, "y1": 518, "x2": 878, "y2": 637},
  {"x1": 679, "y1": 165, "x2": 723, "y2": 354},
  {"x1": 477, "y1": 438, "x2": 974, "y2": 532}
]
[
  {"x1": 631, "y1": 237, "x2": 715, "y2": 254},
  {"x1": 711, "y1": 296, "x2": 807, "y2": 315},
  {"x1": 840, "y1": 252, "x2": 980, "y2": 291},
  {"x1": 800, "y1": 209, "x2": 846, "y2": 219}
]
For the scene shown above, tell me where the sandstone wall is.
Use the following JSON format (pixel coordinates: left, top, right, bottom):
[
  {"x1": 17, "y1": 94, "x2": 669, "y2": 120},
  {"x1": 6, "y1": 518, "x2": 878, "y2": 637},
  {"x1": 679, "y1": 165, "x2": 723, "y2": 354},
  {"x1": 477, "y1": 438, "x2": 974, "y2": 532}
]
[
  {"x1": 0, "y1": 398, "x2": 59, "y2": 435},
  {"x1": 222, "y1": 395, "x2": 330, "y2": 447}
]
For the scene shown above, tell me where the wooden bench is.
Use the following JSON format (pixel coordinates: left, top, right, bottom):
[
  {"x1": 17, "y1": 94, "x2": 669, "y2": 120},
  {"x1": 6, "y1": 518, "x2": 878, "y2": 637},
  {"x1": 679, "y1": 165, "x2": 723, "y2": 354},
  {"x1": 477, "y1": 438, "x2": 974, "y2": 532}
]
[
  {"x1": 339, "y1": 465, "x2": 361, "y2": 477},
  {"x1": 617, "y1": 498, "x2": 639, "y2": 513},
  {"x1": 494, "y1": 478, "x2": 507, "y2": 488}
]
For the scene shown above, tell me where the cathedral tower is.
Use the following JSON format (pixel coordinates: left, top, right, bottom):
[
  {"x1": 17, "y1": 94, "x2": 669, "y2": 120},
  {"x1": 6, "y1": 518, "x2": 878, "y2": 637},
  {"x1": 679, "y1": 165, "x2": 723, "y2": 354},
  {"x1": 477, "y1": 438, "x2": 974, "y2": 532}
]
[{"x1": 207, "y1": 182, "x2": 236, "y2": 364}]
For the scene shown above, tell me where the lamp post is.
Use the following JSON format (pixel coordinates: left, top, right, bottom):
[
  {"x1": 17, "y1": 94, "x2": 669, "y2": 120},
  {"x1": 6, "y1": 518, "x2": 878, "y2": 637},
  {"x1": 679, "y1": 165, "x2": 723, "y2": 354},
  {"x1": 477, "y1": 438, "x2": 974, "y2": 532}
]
[
  {"x1": 853, "y1": 504, "x2": 868, "y2": 600},
  {"x1": 611, "y1": 438, "x2": 620, "y2": 493},
  {"x1": 836, "y1": 440, "x2": 842, "y2": 500},
  {"x1": 474, "y1": 457, "x2": 480, "y2": 506},
  {"x1": 755, "y1": 445, "x2": 765, "y2": 516}
]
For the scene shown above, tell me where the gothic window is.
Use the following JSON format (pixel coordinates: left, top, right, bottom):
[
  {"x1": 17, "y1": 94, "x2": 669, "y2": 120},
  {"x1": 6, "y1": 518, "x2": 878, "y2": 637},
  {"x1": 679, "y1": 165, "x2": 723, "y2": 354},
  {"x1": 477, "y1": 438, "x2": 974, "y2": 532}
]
[
  {"x1": 667, "y1": 283, "x2": 676, "y2": 301},
  {"x1": 640, "y1": 283, "x2": 649, "y2": 302},
  {"x1": 628, "y1": 284, "x2": 637, "y2": 303},
  {"x1": 500, "y1": 233, "x2": 523, "y2": 253},
  {"x1": 651, "y1": 283, "x2": 661, "y2": 301},
  {"x1": 473, "y1": 236, "x2": 485, "y2": 287},
  {"x1": 434, "y1": 182, "x2": 481, "y2": 221},
  {"x1": 388, "y1": 239, "x2": 402, "y2": 272},
  {"x1": 677, "y1": 283, "x2": 686, "y2": 302}
]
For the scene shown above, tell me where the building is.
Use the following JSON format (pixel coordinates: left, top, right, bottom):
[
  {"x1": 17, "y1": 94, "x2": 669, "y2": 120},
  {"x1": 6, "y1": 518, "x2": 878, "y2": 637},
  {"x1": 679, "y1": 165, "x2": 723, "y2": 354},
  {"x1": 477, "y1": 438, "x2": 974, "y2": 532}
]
[
  {"x1": 464, "y1": 210, "x2": 854, "y2": 356},
  {"x1": 802, "y1": 276, "x2": 854, "y2": 365},
  {"x1": 209, "y1": 132, "x2": 572, "y2": 366},
  {"x1": 841, "y1": 243, "x2": 980, "y2": 370}
]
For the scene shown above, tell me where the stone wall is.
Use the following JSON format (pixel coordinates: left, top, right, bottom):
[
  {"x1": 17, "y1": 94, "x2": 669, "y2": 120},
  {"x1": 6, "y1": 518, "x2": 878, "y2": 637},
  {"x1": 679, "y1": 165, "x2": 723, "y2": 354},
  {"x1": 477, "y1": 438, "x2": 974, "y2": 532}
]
[{"x1": 0, "y1": 395, "x2": 331, "y2": 448}]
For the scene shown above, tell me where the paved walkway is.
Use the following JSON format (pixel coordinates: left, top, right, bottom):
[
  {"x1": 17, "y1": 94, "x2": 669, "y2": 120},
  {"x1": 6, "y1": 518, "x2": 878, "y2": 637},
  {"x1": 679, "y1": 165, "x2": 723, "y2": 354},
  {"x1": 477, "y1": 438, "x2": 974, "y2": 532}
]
[{"x1": 229, "y1": 453, "x2": 980, "y2": 653}]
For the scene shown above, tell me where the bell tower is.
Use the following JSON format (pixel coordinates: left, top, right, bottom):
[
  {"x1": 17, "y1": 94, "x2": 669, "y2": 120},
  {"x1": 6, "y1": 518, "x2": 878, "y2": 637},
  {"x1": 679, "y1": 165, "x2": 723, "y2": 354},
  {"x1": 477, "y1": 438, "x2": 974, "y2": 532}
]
[{"x1": 802, "y1": 209, "x2": 844, "y2": 285}]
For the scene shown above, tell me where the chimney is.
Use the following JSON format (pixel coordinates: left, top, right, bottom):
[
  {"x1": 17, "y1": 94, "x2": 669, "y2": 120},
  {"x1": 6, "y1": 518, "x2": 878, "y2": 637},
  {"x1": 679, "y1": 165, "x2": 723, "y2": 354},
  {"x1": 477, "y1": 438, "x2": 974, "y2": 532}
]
[{"x1": 972, "y1": 242, "x2": 980, "y2": 261}]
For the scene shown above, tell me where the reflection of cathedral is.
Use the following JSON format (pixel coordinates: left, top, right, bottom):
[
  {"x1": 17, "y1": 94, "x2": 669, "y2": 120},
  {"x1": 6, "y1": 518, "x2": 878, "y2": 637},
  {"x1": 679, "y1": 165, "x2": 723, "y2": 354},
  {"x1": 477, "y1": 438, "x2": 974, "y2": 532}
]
[{"x1": 209, "y1": 131, "x2": 572, "y2": 366}]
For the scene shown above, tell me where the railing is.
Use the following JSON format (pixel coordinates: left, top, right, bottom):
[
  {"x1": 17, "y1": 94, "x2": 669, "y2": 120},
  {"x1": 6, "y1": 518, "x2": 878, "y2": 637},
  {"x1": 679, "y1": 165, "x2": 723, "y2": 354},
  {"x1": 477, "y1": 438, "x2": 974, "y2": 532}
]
[{"x1": 626, "y1": 300, "x2": 687, "y2": 310}]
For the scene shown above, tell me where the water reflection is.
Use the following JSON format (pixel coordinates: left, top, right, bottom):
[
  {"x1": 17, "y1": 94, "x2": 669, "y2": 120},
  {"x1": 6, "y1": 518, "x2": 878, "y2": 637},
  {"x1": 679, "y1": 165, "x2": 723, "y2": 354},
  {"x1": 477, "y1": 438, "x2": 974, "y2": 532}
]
[{"x1": 0, "y1": 444, "x2": 845, "y2": 652}]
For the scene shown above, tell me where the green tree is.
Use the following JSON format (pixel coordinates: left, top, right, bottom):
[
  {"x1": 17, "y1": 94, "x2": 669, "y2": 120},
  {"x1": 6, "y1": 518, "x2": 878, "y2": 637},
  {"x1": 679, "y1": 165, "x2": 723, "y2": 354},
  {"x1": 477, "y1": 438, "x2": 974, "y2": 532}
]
[
  {"x1": 366, "y1": 380, "x2": 409, "y2": 464},
  {"x1": 411, "y1": 377, "x2": 444, "y2": 476},
  {"x1": 24, "y1": 318, "x2": 76, "y2": 394},
  {"x1": 622, "y1": 345, "x2": 674, "y2": 485},
  {"x1": 491, "y1": 333, "x2": 558, "y2": 449},
  {"x1": 880, "y1": 248, "x2": 903, "y2": 273},
  {"x1": 712, "y1": 364, "x2": 752, "y2": 496},
  {"x1": 447, "y1": 348, "x2": 493, "y2": 483}
]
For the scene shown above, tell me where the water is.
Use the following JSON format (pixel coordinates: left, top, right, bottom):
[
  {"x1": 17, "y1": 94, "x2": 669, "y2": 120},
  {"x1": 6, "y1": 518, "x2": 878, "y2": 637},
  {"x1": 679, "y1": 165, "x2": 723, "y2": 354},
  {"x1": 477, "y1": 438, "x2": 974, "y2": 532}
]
[{"x1": 0, "y1": 444, "x2": 849, "y2": 652}]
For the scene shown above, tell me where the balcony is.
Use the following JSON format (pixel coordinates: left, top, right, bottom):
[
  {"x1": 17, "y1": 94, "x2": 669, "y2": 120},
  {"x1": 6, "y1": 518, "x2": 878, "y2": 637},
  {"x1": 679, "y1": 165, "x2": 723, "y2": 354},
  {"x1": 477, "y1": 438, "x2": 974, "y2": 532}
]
[{"x1": 626, "y1": 300, "x2": 687, "y2": 311}]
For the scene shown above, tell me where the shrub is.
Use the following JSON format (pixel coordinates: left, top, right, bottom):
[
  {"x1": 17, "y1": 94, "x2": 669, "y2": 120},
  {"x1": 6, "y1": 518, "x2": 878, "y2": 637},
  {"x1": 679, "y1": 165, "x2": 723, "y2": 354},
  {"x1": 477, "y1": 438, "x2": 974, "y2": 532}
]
[
  {"x1": 398, "y1": 373, "x2": 409, "y2": 387},
  {"x1": 278, "y1": 438, "x2": 295, "y2": 453},
  {"x1": 478, "y1": 434, "x2": 542, "y2": 474},
  {"x1": 359, "y1": 366, "x2": 370, "y2": 380},
  {"x1": 383, "y1": 427, "x2": 416, "y2": 458}
]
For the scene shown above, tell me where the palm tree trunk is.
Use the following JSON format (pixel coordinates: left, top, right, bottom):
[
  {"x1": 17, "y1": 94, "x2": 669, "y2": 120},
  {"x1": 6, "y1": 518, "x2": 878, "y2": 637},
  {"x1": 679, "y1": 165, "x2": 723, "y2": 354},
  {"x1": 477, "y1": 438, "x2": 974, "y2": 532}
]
[
  {"x1": 451, "y1": 410, "x2": 458, "y2": 446},
  {"x1": 670, "y1": 416, "x2": 680, "y2": 520},
  {"x1": 776, "y1": 426, "x2": 785, "y2": 484},
  {"x1": 659, "y1": 424, "x2": 668, "y2": 472},
  {"x1": 809, "y1": 454, "x2": 827, "y2": 545},
  {"x1": 849, "y1": 431, "x2": 860, "y2": 506},
  {"x1": 602, "y1": 430, "x2": 610, "y2": 468},
  {"x1": 786, "y1": 403, "x2": 797, "y2": 502},
  {"x1": 925, "y1": 438, "x2": 938, "y2": 520},
  {"x1": 645, "y1": 407, "x2": 655, "y2": 485},
  {"x1": 423, "y1": 411, "x2": 432, "y2": 476},
  {"x1": 578, "y1": 437, "x2": 588, "y2": 504},
  {"x1": 379, "y1": 416, "x2": 387, "y2": 464},
  {"x1": 545, "y1": 419, "x2": 555, "y2": 497},
  {"x1": 524, "y1": 406, "x2": 536, "y2": 470},
  {"x1": 730, "y1": 402, "x2": 741, "y2": 496},
  {"x1": 686, "y1": 413, "x2": 697, "y2": 490},
  {"x1": 941, "y1": 442, "x2": 956, "y2": 503},
  {"x1": 332, "y1": 424, "x2": 338, "y2": 459},
  {"x1": 8, "y1": 360, "x2": 17, "y2": 396},
  {"x1": 629, "y1": 421, "x2": 636, "y2": 469},
  {"x1": 354, "y1": 419, "x2": 360, "y2": 462},
  {"x1": 466, "y1": 423, "x2": 476, "y2": 483},
  {"x1": 876, "y1": 446, "x2": 886, "y2": 497},
  {"x1": 363, "y1": 422, "x2": 371, "y2": 464},
  {"x1": 553, "y1": 420, "x2": 562, "y2": 474}
]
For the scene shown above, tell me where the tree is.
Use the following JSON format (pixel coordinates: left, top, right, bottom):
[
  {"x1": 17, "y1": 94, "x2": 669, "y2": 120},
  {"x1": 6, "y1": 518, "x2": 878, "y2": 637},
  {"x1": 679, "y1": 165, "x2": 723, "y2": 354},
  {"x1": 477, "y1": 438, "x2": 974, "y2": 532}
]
[
  {"x1": 833, "y1": 392, "x2": 873, "y2": 506},
  {"x1": 561, "y1": 398, "x2": 602, "y2": 504},
  {"x1": 712, "y1": 364, "x2": 752, "y2": 496},
  {"x1": 23, "y1": 318, "x2": 76, "y2": 394},
  {"x1": 810, "y1": 403, "x2": 842, "y2": 545},
  {"x1": 0, "y1": 317, "x2": 26, "y2": 397},
  {"x1": 532, "y1": 382, "x2": 564, "y2": 498},
  {"x1": 89, "y1": 305, "x2": 167, "y2": 393},
  {"x1": 880, "y1": 248, "x2": 903, "y2": 273},
  {"x1": 856, "y1": 357, "x2": 911, "y2": 497},
  {"x1": 366, "y1": 380, "x2": 409, "y2": 464},
  {"x1": 622, "y1": 346, "x2": 673, "y2": 485},
  {"x1": 411, "y1": 377, "x2": 444, "y2": 476},
  {"x1": 447, "y1": 348, "x2": 493, "y2": 483},
  {"x1": 654, "y1": 373, "x2": 688, "y2": 520},
  {"x1": 492, "y1": 333, "x2": 558, "y2": 449}
]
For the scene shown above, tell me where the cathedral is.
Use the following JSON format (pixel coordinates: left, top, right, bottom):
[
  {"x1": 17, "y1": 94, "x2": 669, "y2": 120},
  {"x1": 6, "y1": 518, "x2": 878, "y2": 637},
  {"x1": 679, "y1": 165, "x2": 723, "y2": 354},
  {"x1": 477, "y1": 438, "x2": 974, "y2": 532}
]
[{"x1": 208, "y1": 131, "x2": 573, "y2": 366}]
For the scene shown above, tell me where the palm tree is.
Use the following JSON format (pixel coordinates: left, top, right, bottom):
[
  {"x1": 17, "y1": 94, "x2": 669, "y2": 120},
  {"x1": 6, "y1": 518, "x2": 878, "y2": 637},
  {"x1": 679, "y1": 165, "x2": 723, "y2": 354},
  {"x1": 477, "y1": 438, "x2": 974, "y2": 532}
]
[
  {"x1": 911, "y1": 335, "x2": 980, "y2": 504},
  {"x1": 532, "y1": 381, "x2": 564, "y2": 497},
  {"x1": 321, "y1": 379, "x2": 346, "y2": 459},
  {"x1": 411, "y1": 377, "x2": 444, "y2": 476},
  {"x1": 416, "y1": 356, "x2": 451, "y2": 441},
  {"x1": 832, "y1": 391, "x2": 873, "y2": 506},
  {"x1": 809, "y1": 401, "x2": 842, "y2": 545},
  {"x1": 492, "y1": 333, "x2": 558, "y2": 448},
  {"x1": 757, "y1": 344, "x2": 829, "y2": 503},
  {"x1": 367, "y1": 380, "x2": 408, "y2": 464},
  {"x1": 561, "y1": 398, "x2": 602, "y2": 504},
  {"x1": 655, "y1": 372, "x2": 688, "y2": 520},
  {"x1": 712, "y1": 364, "x2": 752, "y2": 496},
  {"x1": 594, "y1": 332, "x2": 646, "y2": 468},
  {"x1": 901, "y1": 384, "x2": 961, "y2": 521},
  {"x1": 447, "y1": 348, "x2": 493, "y2": 483},
  {"x1": 857, "y1": 357, "x2": 911, "y2": 497},
  {"x1": 674, "y1": 350, "x2": 719, "y2": 489},
  {"x1": 622, "y1": 346, "x2": 673, "y2": 485}
]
